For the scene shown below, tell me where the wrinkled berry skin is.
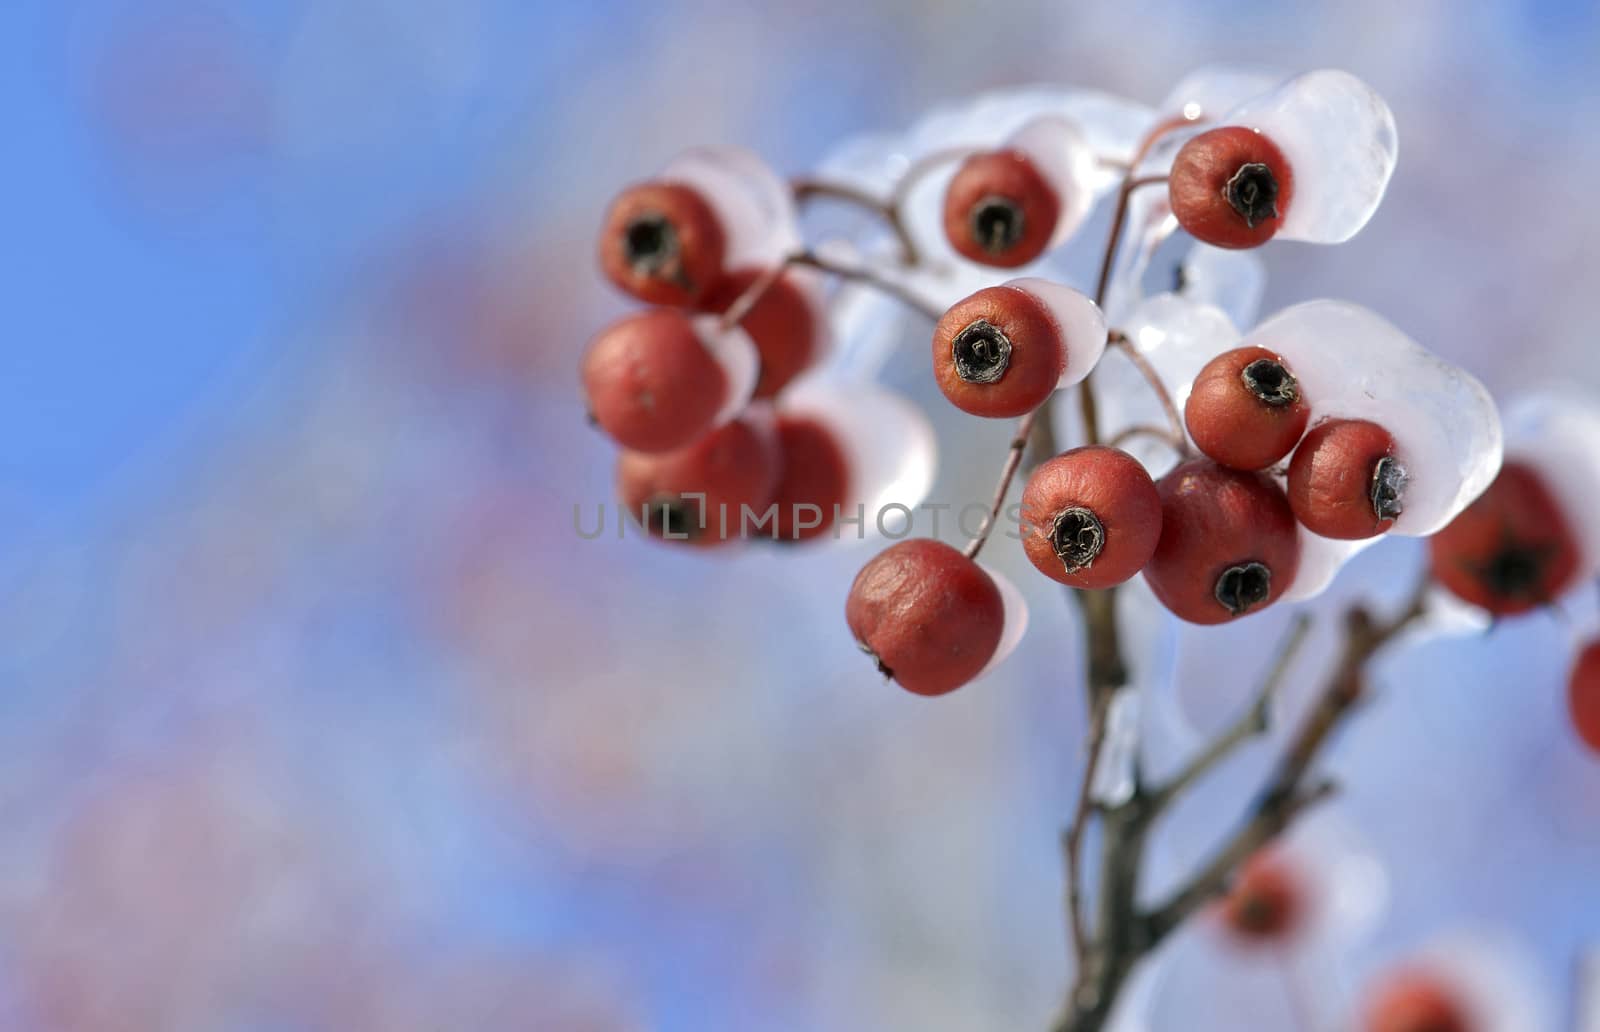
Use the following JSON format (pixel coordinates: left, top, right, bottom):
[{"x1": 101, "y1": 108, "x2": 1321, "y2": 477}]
[
  {"x1": 1020, "y1": 446, "x2": 1162, "y2": 589},
  {"x1": 599, "y1": 181, "x2": 726, "y2": 305},
  {"x1": 769, "y1": 415, "x2": 851, "y2": 543},
  {"x1": 616, "y1": 415, "x2": 780, "y2": 547},
  {"x1": 1169, "y1": 126, "x2": 1295, "y2": 250},
  {"x1": 1144, "y1": 459, "x2": 1301, "y2": 625},
  {"x1": 1185, "y1": 346, "x2": 1310, "y2": 471},
  {"x1": 1428, "y1": 461, "x2": 1580, "y2": 616},
  {"x1": 1222, "y1": 851, "x2": 1301, "y2": 943},
  {"x1": 932, "y1": 285, "x2": 1064, "y2": 418},
  {"x1": 942, "y1": 150, "x2": 1061, "y2": 268},
  {"x1": 581, "y1": 310, "x2": 727, "y2": 454},
  {"x1": 846, "y1": 539, "x2": 1005, "y2": 696},
  {"x1": 1570, "y1": 640, "x2": 1600, "y2": 756},
  {"x1": 1362, "y1": 971, "x2": 1470, "y2": 1032},
  {"x1": 702, "y1": 268, "x2": 819, "y2": 399},
  {"x1": 1287, "y1": 419, "x2": 1403, "y2": 540}
]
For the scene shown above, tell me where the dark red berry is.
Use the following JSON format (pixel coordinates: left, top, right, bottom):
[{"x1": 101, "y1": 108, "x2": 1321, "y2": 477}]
[
  {"x1": 769, "y1": 414, "x2": 851, "y2": 543},
  {"x1": 1169, "y1": 126, "x2": 1295, "y2": 250},
  {"x1": 701, "y1": 268, "x2": 820, "y2": 399},
  {"x1": 581, "y1": 309, "x2": 729, "y2": 454},
  {"x1": 599, "y1": 181, "x2": 725, "y2": 305},
  {"x1": 1287, "y1": 419, "x2": 1407, "y2": 540},
  {"x1": 942, "y1": 150, "x2": 1061, "y2": 268},
  {"x1": 1222, "y1": 850, "x2": 1302, "y2": 943},
  {"x1": 932, "y1": 284, "x2": 1064, "y2": 418},
  {"x1": 1185, "y1": 346, "x2": 1310, "y2": 471},
  {"x1": 1428, "y1": 461, "x2": 1580, "y2": 616},
  {"x1": 845, "y1": 538, "x2": 1005, "y2": 696},
  {"x1": 1362, "y1": 970, "x2": 1471, "y2": 1032},
  {"x1": 616, "y1": 413, "x2": 780, "y2": 546},
  {"x1": 1568, "y1": 640, "x2": 1600, "y2": 755},
  {"x1": 1144, "y1": 459, "x2": 1301, "y2": 625},
  {"x1": 1020, "y1": 446, "x2": 1162, "y2": 589}
]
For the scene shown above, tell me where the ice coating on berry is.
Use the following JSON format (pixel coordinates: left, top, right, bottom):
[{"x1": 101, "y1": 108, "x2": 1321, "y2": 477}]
[
  {"x1": 1502, "y1": 393, "x2": 1600, "y2": 578},
  {"x1": 1177, "y1": 243, "x2": 1265, "y2": 331},
  {"x1": 1160, "y1": 65, "x2": 1286, "y2": 122},
  {"x1": 973, "y1": 562, "x2": 1029, "y2": 681},
  {"x1": 780, "y1": 375, "x2": 937, "y2": 529},
  {"x1": 1388, "y1": 934, "x2": 1553, "y2": 1032},
  {"x1": 691, "y1": 315, "x2": 760, "y2": 428},
  {"x1": 1280, "y1": 528, "x2": 1379, "y2": 603},
  {"x1": 1006, "y1": 277, "x2": 1106, "y2": 387},
  {"x1": 1223, "y1": 70, "x2": 1397, "y2": 244},
  {"x1": 662, "y1": 145, "x2": 798, "y2": 267},
  {"x1": 1242, "y1": 300, "x2": 1502, "y2": 537},
  {"x1": 1005, "y1": 115, "x2": 1097, "y2": 246}
]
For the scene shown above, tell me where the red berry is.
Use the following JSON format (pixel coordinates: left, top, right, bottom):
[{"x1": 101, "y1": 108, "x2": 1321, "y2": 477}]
[
  {"x1": 1428, "y1": 461, "x2": 1580, "y2": 616},
  {"x1": 1222, "y1": 850, "x2": 1302, "y2": 943},
  {"x1": 942, "y1": 150, "x2": 1061, "y2": 267},
  {"x1": 1362, "y1": 970, "x2": 1471, "y2": 1032},
  {"x1": 581, "y1": 310, "x2": 733, "y2": 454},
  {"x1": 845, "y1": 538, "x2": 1005, "y2": 696},
  {"x1": 1144, "y1": 459, "x2": 1301, "y2": 624},
  {"x1": 1020, "y1": 446, "x2": 1162, "y2": 589},
  {"x1": 1185, "y1": 346, "x2": 1310, "y2": 471},
  {"x1": 769, "y1": 414, "x2": 851, "y2": 543},
  {"x1": 1568, "y1": 640, "x2": 1600, "y2": 755},
  {"x1": 1287, "y1": 419, "x2": 1407, "y2": 540},
  {"x1": 1168, "y1": 126, "x2": 1295, "y2": 250},
  {"x1": 616, "y1": 413, "x2": 780, "y2": 546},
  {"x1": 932, "y1": 284, "x2": 1064, "y2": 418},
  {"x1": 599, "y1": 181, "x2": 726, "y2": 305},
  {"x1": 701, "y1": 268, "x2": 821, "y2": 399}
]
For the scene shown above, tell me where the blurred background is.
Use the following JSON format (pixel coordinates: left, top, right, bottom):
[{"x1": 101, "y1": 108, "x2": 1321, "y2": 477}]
[{"x1": 7, "y1": 0, "x2": 1600, "y2": 1028}]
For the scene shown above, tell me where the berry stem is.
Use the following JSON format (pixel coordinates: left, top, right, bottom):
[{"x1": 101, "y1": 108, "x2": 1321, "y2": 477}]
[
  {"x1": 717, "y1": 257, "x2": 796, "y2": 331},
  {"x1": 1063, "y1": 689, "x2": 1112, "y2": 961},
  {"x1": 1107, "y1": 330, "x2": 1187, "y2": 450},
  {"x1": 1105, "y1": 423, "x2": 1185, "y2": 453},
  {"x1": 791, "y1": 177, "x2": 923, "y2": 265},
  {"x1": 962, "y1": 410, "x2": 1039, "y2": 560},
  {"x1": 788, "y1": 250, "x2": 943, "y2": 322}
]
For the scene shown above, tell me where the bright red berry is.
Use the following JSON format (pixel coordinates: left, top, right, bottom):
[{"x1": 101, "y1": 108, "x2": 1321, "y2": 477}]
[
  {"x1": 932, "y1": 284, "x2": 1066, "y2": 418},
  {"x1": 1185, "y1": 346, "x2": 1310, "y2": 471},
  {"x1": 599, "y1": 181, "x2": 726, "y2": 305},
  {"x1": 942, "y1": 150, "x2": 1061, "y2": 267},
  {"x1": 702, "y1": 267, "x2": 822, "y2": 399},
  {"x1": 1020, "y1": 446, "x2": 1162, "y2": 589},
  {"x1": 1428, "y1": 460, "x2": 1580, "y2": 616},
  {"x1": 1362, "y1": 970, "x2": 1471, "y2": 1032},
  {"x1": 1222, "y1": 850, "x2": 1303, "y2": 943},
  {"x1": 1287, "y1": 418, "x2": 1407, "y2": 540},
  {"x1": 1144, "y1": 459, "x2": 1301, "y2": 624},
  {"x1": 1168, "y1": 126, "x2": 1295, "y2": 250},
  {"x1": 1567, "y1": 639, "x2": 1600, "y2": 755},
  {"x1": 769, "y1": 414, "x2": 851, "y2": 543},
  {"x1": 581, "y1": 309, "x2": 749, "y2": 454},
  {"x1": 846, "y1": 538, "x2": 1006, "y2": 696},
  {"x1": 616, "y1": 412, "x2": 780, "y2": 546}
]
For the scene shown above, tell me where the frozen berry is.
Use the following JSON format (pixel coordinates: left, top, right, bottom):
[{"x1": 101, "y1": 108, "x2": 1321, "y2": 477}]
[
  {"x1": 1568, "y1": 639, "x2": 1600, "y2": 755},
  {"x1": 581, "y1": 310, "x2": 755, "y2": 454},
  {"x1": 617, "y1": 412, "x2": 780, "y2": 546},
  {"x1": 942, "y1": 150, "x2": 1061, "y2": 267},
  {"x1": 933, "y1": 284, "x2": 1063, "y2": 418},
  {"x1": 769, "y1": 414, "x2": 851, "y2": 543},
  {"x1": 1287, "y1": 419, "x2": 1407, "y2": 540},
  {"x1": 599, "y1": 181, "x2": 726, "y2": 305},
  {"x1": 1362, "y1": 970, "x2": 1471, "y2": 1032},
  {"x1": 1169, "y1": 126, "x2": 1295, "y2": 250},
  {"x1": 1144, "y1": 459, "x2": 1301, "y2": 624},
  {"x1": 1428, "y1": 461, "x2": 1580, "y2": 616},
  {"x1": 1222, "y1": 850, "x2": 1303, "y2": 943},
  {"x1": 846, "y1": 538, "x2": 1005, "y2": 696},
  {"x1": 702, "y1": 267, "x2": 821, "y2": 399},
  {"x1": 1020, "y1": 446, "x2": 1162, "y2": 589},
  {"x1": 1185, "y1": 346, "x2": 1310, "y2": 470}
]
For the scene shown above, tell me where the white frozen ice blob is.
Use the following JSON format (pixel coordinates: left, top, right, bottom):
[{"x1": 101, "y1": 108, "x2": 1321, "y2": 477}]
[
  {"x1": 1280, "y1": 527, "x2": 1378, "y2": 603},
  {"x1": 1243, "y1": 300, "x2": 1502, "y2": 536},
  {"x1": 779, "y1": 375, "x2": 938, "y2": 533},
  {"x1": 690, "y1": 315, "x2": 759, "y2": 427},
  {"x1": 1177, "y1": 243, "x2": 1266, "y2": 332},
  {"x1": 1223, "y1": 69, "x2": 1398, "y2": 244},
  {"x1": 1005, "y1": 277, "x2": 1107, "y2": 387},
  {"x1": 1161, "y1": 65, "x2": 1286, "y2": 122},
  {"x1": 974, "y1": 562, "x2": 1029, "y2": 680},
  {"x1": 1503, "y1": 393, "x2": 1600, "y2": 578},
  {"x1": 1004, "y1": 115, "x2": 1097, "y2": 246},
  {"x1": 1361, "y1": 933, "x2": 1554, "y2": 1032},
  {"x1": 662, "y1": 145, "x2": 800, "y2": 266}
]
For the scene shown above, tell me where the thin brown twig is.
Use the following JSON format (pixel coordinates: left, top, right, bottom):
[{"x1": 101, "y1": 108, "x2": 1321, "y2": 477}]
[
  {"x1": 963, "y1": 411, "x2": 1038, "y2": 560},
  {"x1": 888, "y1": 146, "x2": 977, "y2": 209},
  {"x1": 1107, "y1": 330, "x2": 1186, "y2": 451},
  {"x1": 717, "y1": 258, "x2": 795, "y2": 331},
  {"x1": 788, "y1": 251, "x2": 942, "y2": 323},
  {"x1": 791, "y1": 178, "x2": 921, "y2": 265},
  {"x1": 1063, "y1": 691, "x2": 1112, "y2": 960},
  {"x1": 1105, "y1": 424, "x2": 1185, "y2": 453}
]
